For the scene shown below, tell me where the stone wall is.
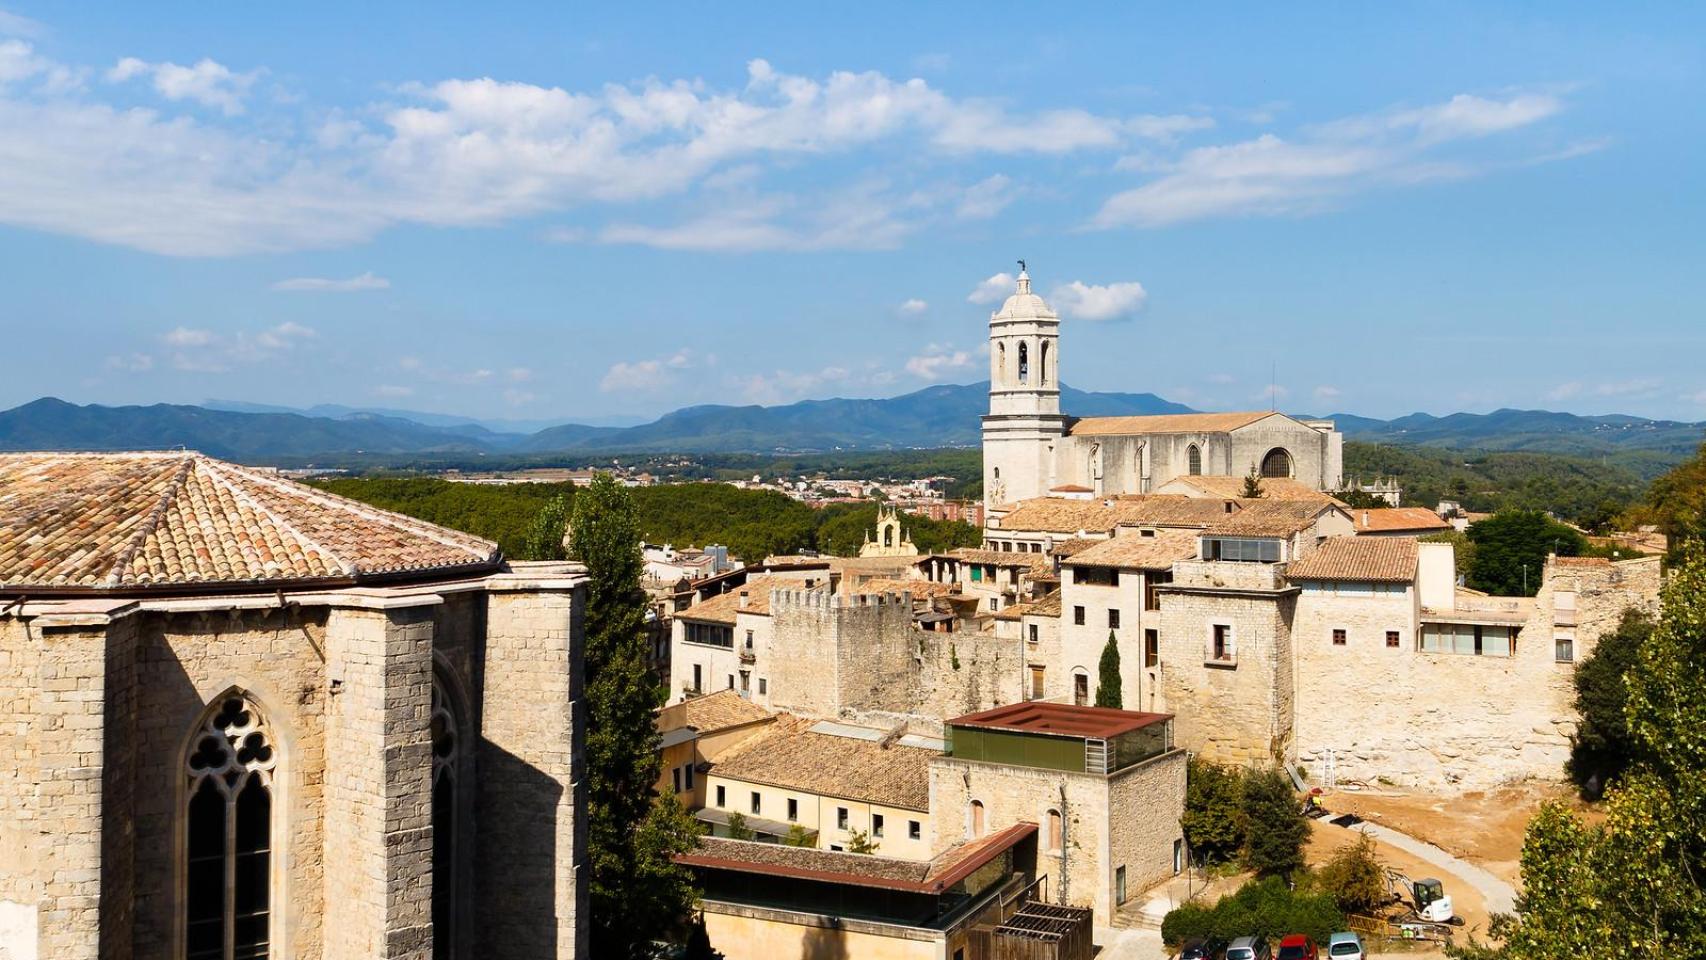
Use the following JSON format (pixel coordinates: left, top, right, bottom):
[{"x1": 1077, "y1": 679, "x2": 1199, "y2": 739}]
[
  {"x1": 1106, "y1": 751, "x2": 1187, "y2": 902},
  {"x1": 0, "y1": 618, "x2": 40, "y2": 960},
  {"x1": 1157, "y1": 575, "x2": 1296, "y2": 765}
]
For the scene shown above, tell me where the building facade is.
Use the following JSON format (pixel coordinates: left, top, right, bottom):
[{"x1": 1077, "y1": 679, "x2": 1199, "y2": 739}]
[{"x1": 0, "y1": 452, "x2": 587, "y2": 960}]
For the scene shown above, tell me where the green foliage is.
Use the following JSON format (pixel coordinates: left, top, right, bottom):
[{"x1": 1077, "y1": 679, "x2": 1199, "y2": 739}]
[
  {"x1": 1241, "y1": 470, "x2": 1265, "y2": 498},
  {"x1": 521, "y1": 493, "x2": 570, "y2": 560},
  {"x1": 1162, "y1": 876, "x2": 1343, "y2": 948},
  {"x1": 1095, "y1": 632, "x2": 1123, "y2": 709},
  {"x1": 723, "y1": 811, "x2": 755, "y2": 841},
  {"x1": 1241, "y1": 768, "x2": 1308, "y2": 877},
  {"x1": 1452, "y1": 552, "x2": 1706, "y2": 960},
  {"x1": 574, "y1": 476, "x2": 701, "y2": 957},
  {"x1": 1465, "y1": 510, "x2": 1586, "y2": 596},
  {"x1": 812, "y1": 502, "x2": 981, "y2": 556},
  {"x1": 1567, "y1": 609, "x2": 1656, "y2": 798},
  {"x1": 782, "y1": 824, "x2": 816, "y2": 847},
  {"x1": 314, "y1": 475, "x2": 571, "y2": 557},
  {"x1": 1342, "y1": 442, "x2": 1649, "y2": 527},
  {"x1": 683, "y1": 915, "x2": 724, "y2": 960},
  {"x1": 1315, "y1": 833, "x2": 1388, "y2": 914},
  {"x1": 1181, "y1": 759, "x2": 1245, "y2": 866},
  {"x1": 845, "y1": 828, "x2": 879, "y2": 855},
  {"x1": 1643, "y1": 441, "x2": 1706, "y2": 560},
  {"x1": 1332, "y1": 486, "x2": 1392, "y2": 509}
]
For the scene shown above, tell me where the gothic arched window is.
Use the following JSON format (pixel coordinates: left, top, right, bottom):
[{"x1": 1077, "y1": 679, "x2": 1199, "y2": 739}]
[
  {"x1": 433, "y1": 674, "x2": 463, "y2": 960},
  {"x1": 1018, "y1": 343, "x2": 1029, "y2": 384},
  {"x1": 1187, "y1": 444, "x2": 1203, "y2": 476},
  {"x1": 185, "y1": 694, "x2": 276, "y2": 960},
  {"x1": 1261, "y1": 447, "x2": 1294, "y2": 478}
]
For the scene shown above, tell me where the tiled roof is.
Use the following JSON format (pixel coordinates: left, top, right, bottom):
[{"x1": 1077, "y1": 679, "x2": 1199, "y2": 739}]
[
  {"x1": 681, "y1": 690, "x2": 772, "y2": 734},
  {"x1": 1204, "y1": 500, "x2": 1332, "y2": 537},
  {"x1": 1067, "y1": 411, "x2": 1277, "y2": 436},
  {"x1": 1050, "y1": 538, "x2": 1099, "y2": 558},
  {"x1": 1062, "y1": 530, "x2": 1199, "y2": 570},
  {"x1": 0, "y1": 452, "x2": 498, "y2": 593},
  {"x1": 1161, "y1": 475, "x2": 1345, "y2": 505},
  {"x1": 680, "y1": 822, "x2": 1037, "y2": 894},
  {"x1": 1284, "y1": 536, "x2": 1418, "y2": 583},
  {"x1": 948, "y1": 701, "x2": 1172, "y2": 739},
  {"x1": 1353, "y1": 507, "x2": 1453, "y2": 534},
  {"x1": 711, "y1": 720, "x2": 933, "y2": 811},
  {"x1": 996, "y1": 495, "x2": 1235, "y2": 535},
  {"x1": 854, "y1": 577, "x2": 961, "y2": 598},
  {"x1": 1552, "y1": 555, "x2": 1612, "y2": 568},
  {"x1": 677, "y1": 575, "x2": 795, "y2": 623},
  {"x1": 1027, "y1": 589, "x2": 1063, "y2": 617}
]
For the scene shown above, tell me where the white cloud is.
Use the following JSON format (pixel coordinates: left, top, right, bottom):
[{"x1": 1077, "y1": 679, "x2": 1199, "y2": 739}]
[
  {"x1": 270, "y1": 271, "x2": 390, "y2": 292},
  {"x1": 1312, "y1": 384, "x2": 1341, "y2": 402},
  {"x1": 1593, "y1": 378, "x2": 1661, "y2": 398},
  {"x1": 103, "y1": 352, "x2": 153, "y2": 372},
  {"x1": 1124, "y1": 114, "x2": 1215, "y2": 144},
  {"x1": 1049, "y1": 280, "x2": 1148, "y2": 321},
  {"x1": 734, "y1": 366, "x2": 851, "y2": 405},
  {"x1": 956, "y1": 173, "x2": 1013, "y2": 220},
  {"x1": 968, "y1": 272, "x2": 1015, "y2": 304},
  {"x1": 164, "y1": 326, "x2": 214, "y2": 347},
  {"x1": 507, "y1": 366, "x2": 534, "y2": 382},
  {"x1": 898, "y1": 298, "x2": 928, "y2": 315},
  {"x1": 1094, "y1": 92, "x2": 1570, "y2": 229},
  {"x1": 106, "y1": 56, "x2": 259, "y2": 115},
  {"x1": 0, "y1": 10, "x2": 46, "y2": 39},
  {"x1": 1547, "y1": 381, "x2": 1583, "y2": 401},
  {"x1": 600, "y1": 349, "x2": 700, "y2": 392},
  {"x1": 905, "y1": 344, "x2": 973, "y2": 380},
  {"x1": 372, "y1": 384, "x2": 414, "y2": 398}
]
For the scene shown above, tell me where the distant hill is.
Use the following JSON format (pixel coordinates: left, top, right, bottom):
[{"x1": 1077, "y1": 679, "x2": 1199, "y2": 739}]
[{"x1": 3, "y1": 389, "x2": 1701, "y2": 463}]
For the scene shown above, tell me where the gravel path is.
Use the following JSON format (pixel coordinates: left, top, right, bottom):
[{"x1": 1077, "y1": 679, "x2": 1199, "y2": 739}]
[{"x1": 1349, "y1": 820, "x2": 1519, "y2": 915}]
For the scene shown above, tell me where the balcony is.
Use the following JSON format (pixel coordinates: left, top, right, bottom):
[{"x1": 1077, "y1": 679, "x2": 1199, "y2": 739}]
[{"x1": 739, "y1": 648, "x2": 757, "y2": 665}]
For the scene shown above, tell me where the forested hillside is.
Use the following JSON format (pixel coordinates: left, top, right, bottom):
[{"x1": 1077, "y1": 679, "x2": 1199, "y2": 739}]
[
  {"x1": 1342, "y1": 442, "x2": 1646, "y2": 529},
  {"x1": 315, "y1": 477, "x2": 981, "y2": 562}
]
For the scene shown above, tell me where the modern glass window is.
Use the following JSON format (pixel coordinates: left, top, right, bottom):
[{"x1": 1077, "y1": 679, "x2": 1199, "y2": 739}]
[
  {"x1": 184, "y1": 694, "x2": 276, "y2": 960},
  {"x1": 1202, "y1": 537, "x2": 1282, "y2": 563},
  {"x1": 1420, "y1": 624, "x2": 1514, "y2": 657}
]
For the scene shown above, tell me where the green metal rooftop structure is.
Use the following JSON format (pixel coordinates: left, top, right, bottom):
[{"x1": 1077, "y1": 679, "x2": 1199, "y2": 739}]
[{"x1": 943, "y1": 702, "x2": 1175, "y2": 776}]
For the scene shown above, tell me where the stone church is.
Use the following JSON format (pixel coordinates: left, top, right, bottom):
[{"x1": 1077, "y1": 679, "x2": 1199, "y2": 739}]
[
  {"x1": 0, "y1": 452, "x2": 587, "y2": 960},
  {"x1": 981, "y1": 269, "x2": 1344, "y2": 512}
]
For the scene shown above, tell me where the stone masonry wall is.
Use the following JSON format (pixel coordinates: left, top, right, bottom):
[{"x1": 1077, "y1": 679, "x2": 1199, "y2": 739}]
[
  {"x1": 1157, "y1": 580, "x2": 1296, "y2": 765},
  {"x1": 1106, "y1": 750, "x2": 1186, "y2": 903},
  {"x1": 0, "y1": 618, "x2": 41, "y2": 960},
  {"x1": 479, "y1": 587, "x2": 587, "y2": 960}
]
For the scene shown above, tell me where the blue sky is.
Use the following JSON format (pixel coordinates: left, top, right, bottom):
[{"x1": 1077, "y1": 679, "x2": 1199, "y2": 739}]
[{"x1": 2, "y1": 2, "x2": 1703, "y2": 424}]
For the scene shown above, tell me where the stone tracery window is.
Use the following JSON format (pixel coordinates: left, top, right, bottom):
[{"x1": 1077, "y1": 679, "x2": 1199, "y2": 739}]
[
  {"x1": 1261, "y1": 447, "x2": 1294, "y2": 478},
  {"x1": 432, "y1": 675, "x2": 462, "y2": 960},
  {"x1": 1187, "y1": 444, "x2": 1202, "y2": 476},
  {"x1": 185, "y1": 694, "x2": 276, "y2": 960}
]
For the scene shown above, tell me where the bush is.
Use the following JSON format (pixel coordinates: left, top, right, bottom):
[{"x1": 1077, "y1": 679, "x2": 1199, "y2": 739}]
[
  {"x1": 1242, "y1": 768, "x2": 1308, "y2": 877},
  {"x1": 1182, "y1": 760, "x2": 1246, "y2": 866},
  {"x1": 1315, "y1": 833, "x2": 1388, "y2": 914},
  {"x1": 1162, "y1": 876, "x2": 1343, "y2": 947}
]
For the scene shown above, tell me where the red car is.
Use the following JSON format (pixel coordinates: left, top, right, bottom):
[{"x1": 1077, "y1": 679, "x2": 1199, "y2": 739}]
[{"x1": 1276, "y1": 935, "x2": 1319, "y2": 960}]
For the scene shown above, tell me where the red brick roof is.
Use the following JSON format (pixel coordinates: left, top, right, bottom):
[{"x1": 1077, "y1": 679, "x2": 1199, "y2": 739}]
[
  {"x1": 1353, "y1": 507, "x2": 1453, "y2": 534},
  {"x1": 0, "y1": 452, "x2": 498, "y2": 593}
]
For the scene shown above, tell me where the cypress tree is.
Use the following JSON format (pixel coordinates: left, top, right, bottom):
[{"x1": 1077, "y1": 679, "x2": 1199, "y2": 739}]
[{"x1": 1095, "y1": 631, "x2": 1123, "y2": 709}]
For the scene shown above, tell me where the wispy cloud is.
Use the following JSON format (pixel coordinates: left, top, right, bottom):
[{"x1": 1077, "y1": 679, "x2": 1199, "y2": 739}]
[
  {"x1": 1093, "y1": 91, "x2": 1570, "y2": 229},
  {"x1": 733, "y1": 365, "x2": 851, "y2": 405},
  {"x1": 0, "y1": 9, "x2": 46, "y2": 39},
  {"x1": 270, "y1": 271, "x2": 390, "y2": 292},
  {"x1": 897, "y1": 298, "x2": 928, "y2": 315},
  {"x1": 1313, "y1": 385, "x2": 1341, "y2": 402},
  {"x1": 106, "y1": 56, "x2": 259, "y2": 115},
  {"x1": 905, "y1": 344, "x2": 973, "y2": 380},
  {"x1": 968, "y1": 272, "x2": 1015, "y2": 305},
  {"x1": 600, "y1": 349, "x2": 698, "y2": 392}
]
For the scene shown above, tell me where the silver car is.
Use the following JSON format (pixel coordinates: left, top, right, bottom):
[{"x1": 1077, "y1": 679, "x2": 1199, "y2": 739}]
[
  {"x1": 1326, "y1": 932, "x2": 1365, "y2": 960},
  {"x1": 1226, "y1": 936, "x2": 1272, "y2": 960}
]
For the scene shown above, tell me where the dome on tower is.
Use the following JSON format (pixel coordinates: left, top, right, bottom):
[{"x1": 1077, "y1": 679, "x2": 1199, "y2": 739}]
[{"x1": 991, "y1": 269, "x2": 1057, "y2": 322}]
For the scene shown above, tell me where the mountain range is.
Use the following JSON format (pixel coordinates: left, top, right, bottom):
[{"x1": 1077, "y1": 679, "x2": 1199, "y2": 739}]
[{"x1": 1, "y1": 386, "x2": 1702, "y2": 463}]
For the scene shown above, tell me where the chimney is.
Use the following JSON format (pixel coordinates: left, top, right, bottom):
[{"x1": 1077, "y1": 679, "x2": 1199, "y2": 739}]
[
  {"x1": 737, "y1": 591, "x2": 750, "y2": 610},
  {"x1": 1362, "y1": 511, "x2": 1369, "y2": 529}
]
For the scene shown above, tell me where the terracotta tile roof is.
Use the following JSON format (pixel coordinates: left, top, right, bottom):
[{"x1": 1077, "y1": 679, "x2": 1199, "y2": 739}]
[
  {"x1": 947, "y1": 548, "x2": 1052, "y2": 576},
  {"x1": 1062, "y1": 530, "x2": 1199, "y2": 570},
  {"x1": 681, "y1": 690, "x2": 772, "y2": 734},
  {"x1": 1049, "y1": 484, "x2": 1094, "y2": 493},
  {"x1": 1204, "y1": 500, "x2": 1333, "y2": 537},
  {"x1": 711, "y1": 720, "x2": 933, "y2": 811},
  {"x1": 1026, "y1": 589, "x2": 1062, "y2": 617},
  {"x1": 854, "y1": 577, "x2": 960, "y2": 598},
  {"x1": 0, "y1": 452, "x2": 498, "y2": 593},
  {"x1": 996, "y1": 495, "x2": 1235, "y2": 535},
  {"x1": 1353, "y1": 507, "x2": 1453, "y2": 534},
  {"x1": 1050, "y1": 538, "x2": 1099, "y2": 558},
  {"x1": 1067, "y1": 411, "x2": 1277, "y2": 436},
  {"x1": 677, "y1": 574, "x2": 795, "y2": 623},
  {"x1": 680, "y1": 822, "x2": 1037, "y2": 894},
  {"x1": 1284, "y1": 536, "x2": 1418, "y2": 583},
  {"x1": 1160, "y1": 475, "x2": 1345, "y2": 505},
  {"x1": 1552, "y1": 555, "x2": 1612, "y2": 568}
]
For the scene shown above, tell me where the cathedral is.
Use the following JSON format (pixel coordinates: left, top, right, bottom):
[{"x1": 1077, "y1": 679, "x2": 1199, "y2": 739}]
[
  {"x1": 981, "y1": 269, "x2": 1344, "y2": 513},
  {"x1": 0, "y1": 452, "x2": 586, "y2": 960}
]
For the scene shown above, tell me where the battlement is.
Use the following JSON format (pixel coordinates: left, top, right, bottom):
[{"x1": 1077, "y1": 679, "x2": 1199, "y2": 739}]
[{"x1": 769, "y1": 588, "x2": 913, "y2": 611}]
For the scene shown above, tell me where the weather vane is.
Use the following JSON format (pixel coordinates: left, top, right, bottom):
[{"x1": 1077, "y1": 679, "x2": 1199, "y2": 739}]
[{"x1": 1017, "y1": 259, "x2": 1026, "y2": 273}]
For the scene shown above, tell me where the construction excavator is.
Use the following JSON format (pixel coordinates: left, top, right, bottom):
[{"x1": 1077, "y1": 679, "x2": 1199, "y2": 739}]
[{"x1": 1386, "y1": 869, "x2": 1460, "y2": 925}]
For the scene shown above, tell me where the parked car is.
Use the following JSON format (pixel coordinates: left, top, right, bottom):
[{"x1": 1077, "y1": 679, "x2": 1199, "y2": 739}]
[
  {"x1": 1226, "y1": 936, "x2": 1272, "y2": 960},
  {"x1": 1179, "y1": 937, "x2": 1228, "y2": 959},
  {"x1": 1276, "y1": 934, "x2": 1318, "y2": 960},
  {"x1": 1326, "y1": 932, "x2": 1365, "y2": 960}
]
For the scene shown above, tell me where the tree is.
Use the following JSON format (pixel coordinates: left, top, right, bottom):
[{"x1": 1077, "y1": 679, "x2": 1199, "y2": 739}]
[
  {"x1": 574, "y1": 475, "x2": 702, "y2": 958},
  {"x1": 521, "y1": 492, "x2": 571, "y2": 560},
  {"x1": 1095, "y1": 632, "x2": 1123, "y2": 709},
  {"x1": 1645, "y1": 441, "x2": 1706, "y2": 561},
  {"x1": 1332, "y1": 487, "x2": 1391, "y2": 509},
  {"x1": 1315, "y1": 833, "x2": 1387, "y2": 914},
  {"x1": 1181, "y1": 759, "x2": 1245, "y2": 866},
  {"x1": 845, "y1": 829, "x2": 879, "y2": 854},
  {"x1": 782, "y1": 824, "x2": 816, "y2": 847},
  {"x1": 1566, "y1": 609, "x2": 1656, "y2": 798},
  {"x1": 682, "y1": 914, "x2": 724, "y2": 960},
  {"x1": 1241, "y1": 768, "x2": 1307, "y2": 877},
  {"x1": 1241, "y1": 470, "x2": 1265, "y2": 498},
  {"x1": 723, "y1": 811, "x2": 755, "y2": 841},
  {"x1": 1465, "y1": 510, "x2": 1586, "y2": 596},
  {"x1": 1449, "y1": 552, "x2": 1706, "y2": 959},
  {"x1": 1163, "y1": 876, "x2": 1343, "y2": 948}
]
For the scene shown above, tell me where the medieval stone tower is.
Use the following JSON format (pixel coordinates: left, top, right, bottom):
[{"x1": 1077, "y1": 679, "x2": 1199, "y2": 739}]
[{"x1": 982, "y1": 267, "x2": 1066, "y2": 511}]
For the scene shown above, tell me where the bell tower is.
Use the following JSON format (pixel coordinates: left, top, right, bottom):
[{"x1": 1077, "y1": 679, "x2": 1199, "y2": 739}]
[{"x1": 982, "y1": 263, "x2": 1066, "y2": 512}]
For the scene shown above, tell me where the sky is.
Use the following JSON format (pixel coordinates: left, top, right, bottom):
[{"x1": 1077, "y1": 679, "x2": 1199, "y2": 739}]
[{"x1": 1, "y1": 2, "x2": 1703, "y2": 425}]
